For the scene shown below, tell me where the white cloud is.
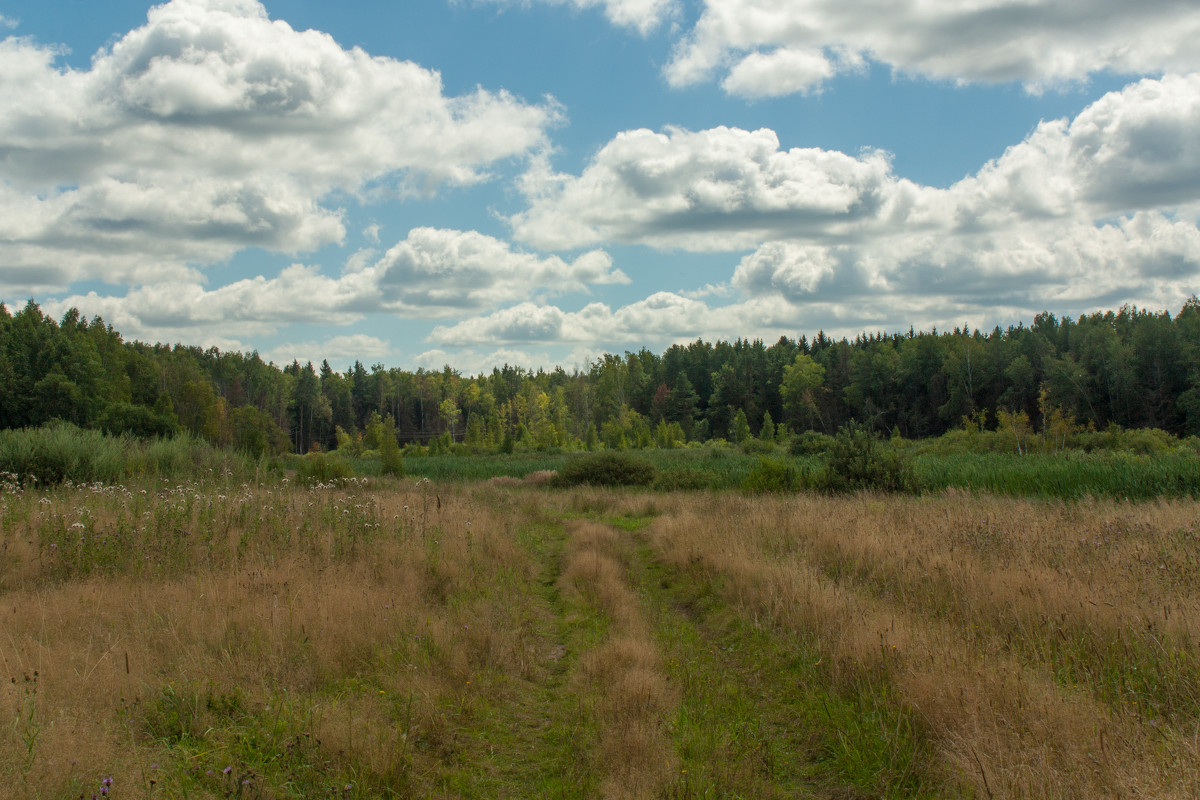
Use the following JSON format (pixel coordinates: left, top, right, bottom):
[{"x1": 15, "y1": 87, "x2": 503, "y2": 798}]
[
  {"x1": 513, "y1": 75, "x2": 1200, "y2": 249},
  {"x1": 496, "y1": 74, "x2": 1200, "y2": 346},
  {"x1": 364, "y1": 227, "x2": 626, "y2": 315},
  {"x1": 0, "y1": 0, "x2": 558, "y2": 294},
  {"x1": 0, "y1": 15, "x2": 16, "y2": 29},
  {"x1": 413, "y1": 346, "x2": 551, "y2": 374},
  {"x1": 428, "y1": 291, "x2": 725, "y2": 345},
  {"x1": 43, "y1": 227, "x2": 623, "y2": 345},
  {"x1": 468, "y1": 0, "x2": 677, "y2": 35},
  {"x1": 732, "y1": 212, "x2": 1200, "y2": 310},
  {"x1": 720, "y1": 48, "x2": 835, "y2": 98},
  {"x1": 512, "y1": 126, "x2": 898, "y2": 251},
  {"x1": 266, "y1": 334, "x2": 394, "y2": 368},
  {"x1": 665, "y1": 0, "x2": 1200, "y2": 97}
]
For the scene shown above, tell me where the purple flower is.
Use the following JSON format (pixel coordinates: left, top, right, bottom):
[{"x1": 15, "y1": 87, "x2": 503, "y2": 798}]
[{"x1": 223, "y1": 765, "x2": 233, "y2": 775}]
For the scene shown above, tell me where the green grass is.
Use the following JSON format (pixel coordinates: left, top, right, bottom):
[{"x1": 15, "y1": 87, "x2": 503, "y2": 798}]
[
  {"x1": 0, "y1": 422, "x2": 258, "y2": 486},
  {"x1": 914, "y1": 451, "x2": 1200, "y2": 500},
  {"x1": 403, "y1": 444, "x2": 1200, "y2": 501},
  {"x1": 433, "y1": 517, "x2": 605, "y2": 799},
  {"x1": 403, "y1": 446, "x2": 811, "y2": 491},
  {"x1": 631, "y1": 539, "x2": 944, "y2": 799}
]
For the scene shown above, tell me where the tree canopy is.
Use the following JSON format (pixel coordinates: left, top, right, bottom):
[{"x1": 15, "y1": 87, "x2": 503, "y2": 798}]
[{"x1": 3, "y1": 297, "x2": 1198, "y2": 455}]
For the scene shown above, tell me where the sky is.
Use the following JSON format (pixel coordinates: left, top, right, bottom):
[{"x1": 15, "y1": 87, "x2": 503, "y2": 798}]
[{"x1": 2, "y1": 0, "x2": 1199, "y2": 374}]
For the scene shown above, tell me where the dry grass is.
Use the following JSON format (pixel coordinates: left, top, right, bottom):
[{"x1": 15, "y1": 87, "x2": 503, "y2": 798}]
[
  {"x1": 0, "y1": 478, "x2": 548, "y2": 798},
  {"x1": 560, "y1": 520, "x2": 678, "y2": 800},
  {"x1": 3, "y1": 478, "x2": 1197, "y2": 798},
  {"x1": 645, "y1": 491, "x2": 1200, "y2": 799}
]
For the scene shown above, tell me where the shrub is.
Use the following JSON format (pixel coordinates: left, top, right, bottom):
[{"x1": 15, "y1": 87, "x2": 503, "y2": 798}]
[
  {"x1": 0, "y1": 422, "x2": 125, "y2": 485},
  {"x1": 741, "y1": 457, "x2": 801, "y2": 493},
  {"x1": 377, "y1": 416, "x2": 405, "y2": 477},
  {"x1": 97, "y1": 402, "x2": 180, "y2": 439},
  {"x1": 789, "y1": 431, "x2": 834, "y2": 456},
  {"x1": 551, "y1": 451, "x2": 656, "y2": 488},
  {"x1": 822, "y1": 422, "x2": 918, "y2": 493}
]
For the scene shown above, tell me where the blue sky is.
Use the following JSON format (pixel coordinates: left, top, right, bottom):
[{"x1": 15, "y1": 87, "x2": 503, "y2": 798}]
[{"x1": 2, "y1": 0, "x2": 1198, "y2": 373}]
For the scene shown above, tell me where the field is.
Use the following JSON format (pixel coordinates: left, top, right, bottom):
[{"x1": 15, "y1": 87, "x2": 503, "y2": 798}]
[{"x1": 3, "y1": 472, "x2": 1200, "y2": 798}]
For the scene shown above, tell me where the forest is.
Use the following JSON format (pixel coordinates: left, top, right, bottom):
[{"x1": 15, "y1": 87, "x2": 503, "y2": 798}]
[{"x1": 2, "y1": 296, "x2": 1199, "y2": 456}]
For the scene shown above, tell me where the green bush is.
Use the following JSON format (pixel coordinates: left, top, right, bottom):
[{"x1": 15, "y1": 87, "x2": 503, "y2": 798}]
[
  {"x1": 377, "y1": 416, "x2": 406, "y2": 477},
  {"x1": 741, "y1": 438, "x2": 777, "y2": 456},
  {"x1": 0, "y1": 422, "x2": 125, "y2": 484},
  {"x1": 741, "y1": 457, "x2": 801, "y2": 493},
  {"x1": 294, "y1": 452, "x2": 354, "y2": 485},
  {"x1": 822, "y1": 422, "x2": 918, "y2": 493},
  {"x1": 97, "y1": 402, "x2": 180, "y2": 439},
  {"x1": 789, "y1": 431, "x2": 834, "y2": 456},
  {"x1": 551, "y1": 451, "x2": 656, "y2": 488}
]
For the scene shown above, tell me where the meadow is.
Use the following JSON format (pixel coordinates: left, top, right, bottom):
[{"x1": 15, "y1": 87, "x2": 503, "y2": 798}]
[{"x1": 3, "y1": 464, "x2": 1199, "y2": 799}]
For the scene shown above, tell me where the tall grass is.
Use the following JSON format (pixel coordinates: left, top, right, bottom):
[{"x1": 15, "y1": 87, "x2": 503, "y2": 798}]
[
  {"x1": 915, "y1": 451, "x2": 1200, "y2": 500},
  {"x1": 404, "y1": 445, "x2": 801, "y2": 490},
  {"x1": 0, "y1": 422, "x2": 257, "y2": 486},
  {"x1": 642, "y1": 490, "x2": 1200, "y2": 797}
]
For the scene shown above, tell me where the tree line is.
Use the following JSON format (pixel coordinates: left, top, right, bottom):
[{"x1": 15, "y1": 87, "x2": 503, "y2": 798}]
[{"x1": 2, "y1": 298, "x2": 1198, "y2": 456}]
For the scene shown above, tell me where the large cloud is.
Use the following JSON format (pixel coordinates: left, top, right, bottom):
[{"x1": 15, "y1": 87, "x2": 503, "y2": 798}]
[
  {"x1": 512, "y1": 126, "x2": 902, "y2": 251},
  {"x1": 44, "y1": 228, "x2": 622, "y2": 344},
  {"x1": 513, "y1": 75, "x2": 1200, "y2": 249},
  {"x1": 732, "y1": 213, "x2": 1200, "y2": 309},
  {"x1": 493, "y1": 74, "x2": 1200, "y2": 350},
  {"x1": 0, "y1": 0, "x2": 557, "y2": 293},
  {"x1": 665, "y1": 0, "x2": 1200, "y2": 97}
]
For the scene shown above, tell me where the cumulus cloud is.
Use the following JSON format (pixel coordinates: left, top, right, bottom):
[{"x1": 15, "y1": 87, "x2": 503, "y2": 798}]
[
  {"x1": 43, "y1": 227, "x2": 622, "y2": 345},
  {"x1": 0, "y1": 0, "x2": 557, "y2": 293},
  {"x1": 512, "y1": 126, "x2": 899, "y2": 250},
  {"x1": 364, "y1": 228, "x2": 627, "y2": 314},
  {"x1": 720, "y1": 47, "x2": 836, "y2": 98},
  {"x1": 428, "y1": 291, "x2": 726, "y2": 345},
  {"x1": 468, "y1": 0, "x2": 677, "y2": 35},
  {"x1": 500, "y1": 74, "x2": 1200, "y2": 344},
  {"x1": 732, "y1": 213, "x2": 1200, "y2": 310},
  {"x1": 665, "y1": 0, "x2": 1200, "y2": 97},
  {"x1": 515, "y1": 75, "x2": 1200, "y2": 245}
]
